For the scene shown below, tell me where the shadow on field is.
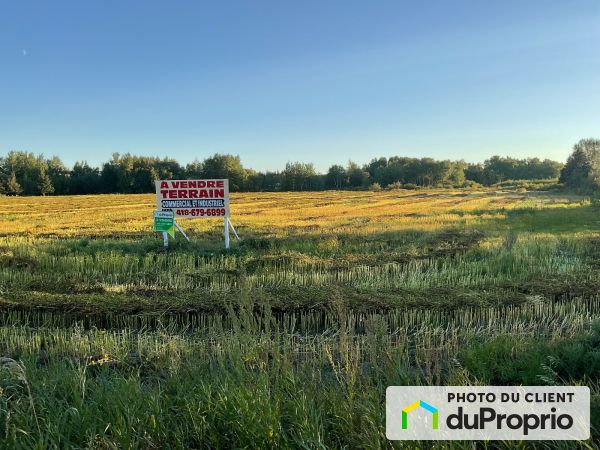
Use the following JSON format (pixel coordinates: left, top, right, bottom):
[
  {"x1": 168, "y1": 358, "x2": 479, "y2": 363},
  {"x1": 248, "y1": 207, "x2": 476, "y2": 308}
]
[{"x1": 494, "y1": 202, "x2": 600, "y2": 234}]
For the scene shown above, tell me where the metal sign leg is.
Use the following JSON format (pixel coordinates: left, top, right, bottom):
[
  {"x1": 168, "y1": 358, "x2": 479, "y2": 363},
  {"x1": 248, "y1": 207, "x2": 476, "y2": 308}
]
[
  {"x1": 224, "y1": 218, "x2": 230, "y2": 249},
  {"x1": 228, "y1": 218, "x2": 240, "y2": 241},
  {"x1": 174, "y1": 220, "x2": 191, "y2": 242}
]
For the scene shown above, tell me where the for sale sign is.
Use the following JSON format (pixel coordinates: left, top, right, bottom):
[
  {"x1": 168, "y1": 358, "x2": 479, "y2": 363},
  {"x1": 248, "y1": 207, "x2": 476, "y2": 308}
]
[
  {"x1": 155, "y1": 179, "x2": 229, "y2": 218},
  {"x1": 153, "y1": 210, "x2": 175, "y2": 237}
]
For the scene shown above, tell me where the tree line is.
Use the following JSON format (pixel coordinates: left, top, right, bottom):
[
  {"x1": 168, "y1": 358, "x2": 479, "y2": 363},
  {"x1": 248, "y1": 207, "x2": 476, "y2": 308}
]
[
  {"x1": 559, "y1": 138, "x2": 600, "y2": 191},
  {"x1": 0, "y1": 150, "x2": 565, "y2": 196}
]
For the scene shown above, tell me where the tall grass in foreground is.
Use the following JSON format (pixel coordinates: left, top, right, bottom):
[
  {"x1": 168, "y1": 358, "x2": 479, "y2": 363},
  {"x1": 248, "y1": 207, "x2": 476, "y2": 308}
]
[{"x1": 0, "y1": 301, "x2": 599, "y2": 449}]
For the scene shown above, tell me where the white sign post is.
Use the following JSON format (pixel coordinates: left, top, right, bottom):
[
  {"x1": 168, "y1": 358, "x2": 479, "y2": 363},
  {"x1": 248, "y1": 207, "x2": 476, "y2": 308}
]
[{"x1": 154, "y1": 179, "x2": 234, "y2": 249}]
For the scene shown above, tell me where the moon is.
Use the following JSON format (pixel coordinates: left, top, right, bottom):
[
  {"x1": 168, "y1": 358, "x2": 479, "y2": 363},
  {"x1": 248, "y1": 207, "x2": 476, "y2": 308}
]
[{"x1": 22, "y1": 49, "x2": 27, "y2": 56}]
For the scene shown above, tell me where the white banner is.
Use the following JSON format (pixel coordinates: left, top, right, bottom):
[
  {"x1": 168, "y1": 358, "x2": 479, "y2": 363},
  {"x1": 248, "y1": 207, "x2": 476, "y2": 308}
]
[{"x1": 155, "y1": 179, "x2": 229, "y2": 219}]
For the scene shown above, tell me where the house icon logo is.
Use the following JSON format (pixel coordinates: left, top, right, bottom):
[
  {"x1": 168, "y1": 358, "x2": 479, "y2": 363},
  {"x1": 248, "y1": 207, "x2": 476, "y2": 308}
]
[{"x1": 402, "y1": 400, "x2": 438, "y2": 430}]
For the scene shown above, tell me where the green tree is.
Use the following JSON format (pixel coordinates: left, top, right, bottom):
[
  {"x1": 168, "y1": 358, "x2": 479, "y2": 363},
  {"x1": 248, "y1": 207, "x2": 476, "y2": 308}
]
[
  {"x1": 38, "y1": 168, "x2": 54, "y2": 196},
  {"x1": 2, "y1": 151, "x2": 46, "y2": 195},
  {"x1": 465, "y1": 163, "x2": 484, "y2": 184},
  {"x1": 560, "y1": 138, "x2": 600, "y2": 189},
  {"x1": 247, "y1": 171, "x2": 282, "y2": 191},
  {"x1": 185, "y1": 159, "x2": 204, "y2": 178},
  {"x1": 46, "y1": 156, "x2": 70, "y2": 195},
  {"x1": 70, "y1": 162, "x2": 102, "y2": 194},
  {"x1": 201, "y1": 154, "x2": 248, "y2": 191},
  {"x1": 154, "y1": 157, "x2": 184, "y2": 180},
  {"x1": 364, "y1": 157, "x2": 387, "y2": 180},
  {"x1": 346, "y1": 161, "x2": 369, "y2": 188},
  {"x1": 6, "y1": 172, "x2": 23, "y2": 196},
  {"x1": 100, "y1": 153, "x2": 128, "y2": 193},
  {"x1": 282, "y1": 162, "x2": 317, "y2": 191},
  {"x1": 133, "y1": 166, "x2": 159, "y2": 193},
  {"x1": 539, "y1": 159, "x2": 563, "y2": 179},
  {"x1": 444, "y1": 161, "x2": 466, "y2": 186},
  {"x1": 483, "y1": 156, "x2": 517, "y2": 184},
  {"x1": 325, "y1": 165, "x2": 346, "y2": 189}
]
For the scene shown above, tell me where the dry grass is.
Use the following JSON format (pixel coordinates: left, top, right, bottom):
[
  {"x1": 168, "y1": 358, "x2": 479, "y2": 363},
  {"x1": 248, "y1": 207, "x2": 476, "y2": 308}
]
[{"x1": 0, "y1": 189, "x2": 587, "y2": 238}]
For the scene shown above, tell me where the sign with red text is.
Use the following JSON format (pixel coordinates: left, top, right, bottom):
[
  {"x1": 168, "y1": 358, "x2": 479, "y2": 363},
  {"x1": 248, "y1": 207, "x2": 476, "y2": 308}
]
[{"x1": 155, "y1": 179, "x2": 229, "y2": 218}]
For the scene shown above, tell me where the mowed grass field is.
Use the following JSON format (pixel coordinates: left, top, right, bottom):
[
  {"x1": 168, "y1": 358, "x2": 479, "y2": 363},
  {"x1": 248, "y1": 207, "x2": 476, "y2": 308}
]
[
  {"x1": 1, "y1": 189, "x2": 598, "y2": 314},
  {"x1": 1, "y1": 189, "x2": 600, "y2": 449}
]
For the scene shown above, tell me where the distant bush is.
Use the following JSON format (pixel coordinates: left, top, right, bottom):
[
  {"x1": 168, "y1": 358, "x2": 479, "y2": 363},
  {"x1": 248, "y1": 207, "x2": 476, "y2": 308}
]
[
  {"x1": 368, "y1": 182, "x2": 382, "y2": 192},
  {"x1": 461, "y1": 180, "x2": 483, "y2": 189},
  {"x1": 492, "y1": 179, "x2": 559, "y2": 191},
  {"x1": 385, "y1": 181, "x2": 403, "y2": 190},
  {"x1": 401, "y1": 183, "x2": 419, "y2": 190}
]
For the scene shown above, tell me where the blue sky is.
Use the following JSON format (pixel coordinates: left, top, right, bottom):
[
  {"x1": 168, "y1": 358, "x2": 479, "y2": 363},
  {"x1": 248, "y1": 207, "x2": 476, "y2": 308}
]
[{"x1": 1, "y1": 1, "x2": 599, "y2": 171}]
